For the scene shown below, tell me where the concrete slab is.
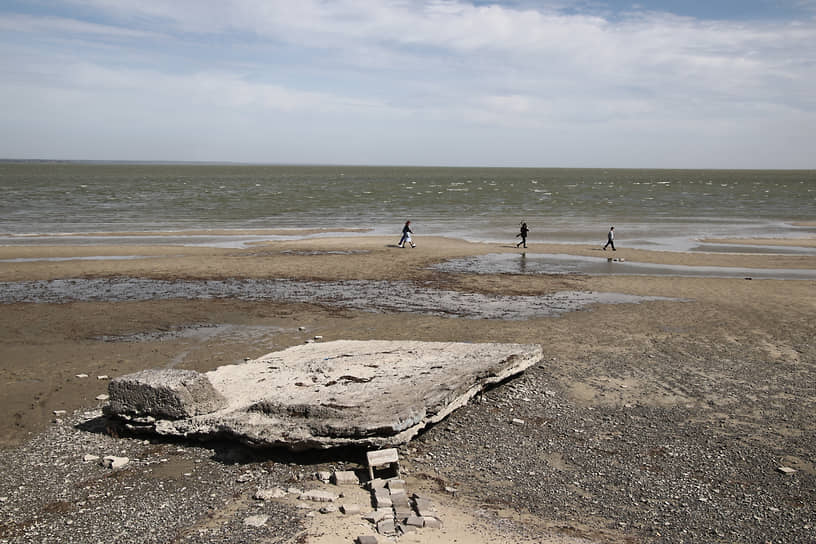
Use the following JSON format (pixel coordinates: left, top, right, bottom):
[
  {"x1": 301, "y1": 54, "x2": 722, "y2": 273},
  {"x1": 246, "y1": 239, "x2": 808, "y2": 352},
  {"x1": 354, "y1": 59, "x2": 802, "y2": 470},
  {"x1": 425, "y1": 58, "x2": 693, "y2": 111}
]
[{"x1": 106, "y1": 340, "x2": 542, "y2": 450}]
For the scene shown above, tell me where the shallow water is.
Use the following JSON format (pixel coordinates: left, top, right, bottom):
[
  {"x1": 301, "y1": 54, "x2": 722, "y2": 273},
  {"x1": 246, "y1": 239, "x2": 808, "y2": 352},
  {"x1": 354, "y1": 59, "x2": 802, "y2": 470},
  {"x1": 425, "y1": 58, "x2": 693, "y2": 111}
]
[
  {"x1": 433, "y1": 253, "x2": 816, "y2": 280},
  {"x1": 1, "y1": 162, "x2": 814, "y2": 252},
  {"x1": 0, "y1": 278, "x2": 680, "y2": 320}
]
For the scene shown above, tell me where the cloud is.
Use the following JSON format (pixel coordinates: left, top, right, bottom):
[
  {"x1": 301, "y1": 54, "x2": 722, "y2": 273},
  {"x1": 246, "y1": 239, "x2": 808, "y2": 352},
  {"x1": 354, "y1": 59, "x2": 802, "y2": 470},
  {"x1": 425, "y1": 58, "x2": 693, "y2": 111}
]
[{"x1": 1, "y1": 1, "x2": 815, "y2": 166}]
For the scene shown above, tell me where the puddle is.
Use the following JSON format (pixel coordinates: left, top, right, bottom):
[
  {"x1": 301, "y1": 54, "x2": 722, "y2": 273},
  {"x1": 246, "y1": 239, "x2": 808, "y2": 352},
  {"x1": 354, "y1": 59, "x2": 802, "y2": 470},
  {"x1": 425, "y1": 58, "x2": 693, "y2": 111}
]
[
  {"x1": 0, "y1": 278, "x2": 680, "y2": 320},
  {"x1": 433, "y1": 253, "x2": 816, "y2": 280}
]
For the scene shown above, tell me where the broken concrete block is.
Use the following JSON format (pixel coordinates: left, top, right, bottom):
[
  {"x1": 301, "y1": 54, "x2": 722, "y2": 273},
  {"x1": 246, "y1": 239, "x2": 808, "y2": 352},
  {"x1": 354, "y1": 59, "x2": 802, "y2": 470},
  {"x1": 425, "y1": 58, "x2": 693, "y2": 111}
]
[
  {"x1": 405, "y1": 516, "x2": 424, "y2": 528},
  {"x1": 362, "y1": 510, "x2": 390, "y2": 523},
  {"x1": 254, "y1": 487, "x2": 287, "y2": 500},
  {"x1": 101, "y1": 456, "x2": 129, "y2": 469},
  {"x1": 376, "y1": 518, "x2": 396, "y2": 535},
  {"x1": 299, "y1": 490, "x2": 338, "y2": 502},
  {"x1": 105, "y1": 341, "x2": 542, "y2": 450},
  {"x1": 340, "y1": 504, "x2": 361, "y2": 515},
  {"x1": 332, "y1": 470, "x2": 360, "y2": 485},
  {"x1": 106, "y1": 369, "x2": 226, "y2": 420}
]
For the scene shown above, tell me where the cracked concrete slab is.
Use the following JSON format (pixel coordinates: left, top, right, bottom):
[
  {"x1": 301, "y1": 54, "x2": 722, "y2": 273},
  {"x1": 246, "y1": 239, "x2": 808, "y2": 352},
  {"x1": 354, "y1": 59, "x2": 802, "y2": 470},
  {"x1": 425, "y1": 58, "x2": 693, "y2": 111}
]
[{"x1": 105, "y1": 340, "x2": 543, "y2": 450}]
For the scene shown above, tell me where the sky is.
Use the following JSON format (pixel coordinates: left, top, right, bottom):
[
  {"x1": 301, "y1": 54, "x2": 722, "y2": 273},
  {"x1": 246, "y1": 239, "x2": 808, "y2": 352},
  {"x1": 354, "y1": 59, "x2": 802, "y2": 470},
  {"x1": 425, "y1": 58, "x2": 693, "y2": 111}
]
[{"x1": 1, "y1": 0, "x2": 815, "y2": 168}]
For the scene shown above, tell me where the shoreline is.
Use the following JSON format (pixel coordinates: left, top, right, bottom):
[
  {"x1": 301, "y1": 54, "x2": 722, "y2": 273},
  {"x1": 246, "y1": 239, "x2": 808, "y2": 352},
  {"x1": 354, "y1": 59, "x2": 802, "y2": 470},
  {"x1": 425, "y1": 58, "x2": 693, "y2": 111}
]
[{"x1": 1, "y1": 235, "x2": 814, "y2": 543}]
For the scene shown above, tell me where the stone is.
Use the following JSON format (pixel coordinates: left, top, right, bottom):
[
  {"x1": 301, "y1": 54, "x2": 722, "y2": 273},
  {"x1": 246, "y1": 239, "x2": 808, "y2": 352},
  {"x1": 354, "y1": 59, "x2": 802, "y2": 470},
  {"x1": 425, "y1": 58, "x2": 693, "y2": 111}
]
[
  {"x1": 244, "y1": 514, "x2": 268, "y2": 527},
  {"x1": 104, "y1": 340, "x2": 542, "y2": 450},
  {"x1": 777, "y1": 466, "x2": 796, "y2": 475},
  {"x1": 254, "y1": 487, "x2": 287, "y2": 500},
  {"x1": 95, "y1": 394, "x2": 110, "y2": 401},
  {"x1": 390, "y1": 489, "x2": 410, "y2": 507},
  {"x1": 97, "y1": 375, "x2": 109, "y2": 380},
  {"x1": 367, "y1": 478, "x2": 387, "y2": 490},
  {"x1": 386, "y1": 479, "x2": 405, "y2": 491},
  {"x1": 340, "y1": 503, "x2": 361, "y2": 515},
  {"x1": 76, "y1": 374, "x2": 89, "y2": 379},
  {"x1": 101, "y1": 456, "x2": 129, "y2": 469},
  {"x1": 367, "y1": 448, "x2": 400, "y2": 480},
  {"x1": 362, "y1": 510, "x2": 389, "y2": 523},
  {"x1": 356, "y1": 536, "x2": 378, "y2": 544},
  {"x1": 373, "y1": 488, "x2": 392, "y2": 509},
  {"x1": 316, "y1": 471, "x2": 332, "y2": 482},
  {"x1": 405, "y1": 516, "x2": 424, "y2": 528},
  {"x1": 332, "y1": 470, "x2": 360, "y2": 486},
  {"x1": 106, "y1": 369, "x2": 227, "y2": 420},
  {"x1": 377, "y1": 518, "x2": 396, "y2": 535},
  {"x1": 511, "y1": 418, "x2": 525, "y2": 425},
  {"x1": 299, "y1": 490, "x2": 338, "y2": 503},
  {"x1": 53, "y1": 410, "x2": 67, "y2": 416},
  {"x1": 319, "y1": 505, "x2": 337, "y2": 514},
  {"x1": 414, "y1": 497, "x2": 435, "y2": 517},
  {"x1": 82, "y1": 454, "x2": 100, "y2": 462}
]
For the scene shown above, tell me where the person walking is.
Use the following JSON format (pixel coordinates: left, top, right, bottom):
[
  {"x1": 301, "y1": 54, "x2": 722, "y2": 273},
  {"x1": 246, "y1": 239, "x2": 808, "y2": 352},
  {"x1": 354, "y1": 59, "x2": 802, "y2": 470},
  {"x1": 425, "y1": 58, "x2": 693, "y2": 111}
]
[
  {"x1": 603, "y1": 226, "x2": 615, "y2": 251},
  {"x1": 398, "y1": 220, "x2": 416, "y2": 248},
  {"x1": 516, "y1": 222, "x2": 529, "y2": 248}
]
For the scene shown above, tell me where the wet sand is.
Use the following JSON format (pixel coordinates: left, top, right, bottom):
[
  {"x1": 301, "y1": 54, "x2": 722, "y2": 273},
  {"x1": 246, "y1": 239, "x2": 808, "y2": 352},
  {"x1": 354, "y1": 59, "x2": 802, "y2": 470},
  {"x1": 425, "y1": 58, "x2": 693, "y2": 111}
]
[{"x1": 1, "y1": 235, "x2": 815, "y2": 543}]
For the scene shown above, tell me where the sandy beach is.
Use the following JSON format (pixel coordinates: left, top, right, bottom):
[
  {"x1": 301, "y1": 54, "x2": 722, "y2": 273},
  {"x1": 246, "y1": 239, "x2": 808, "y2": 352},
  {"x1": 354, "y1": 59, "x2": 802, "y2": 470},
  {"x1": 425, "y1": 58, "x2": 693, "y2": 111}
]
[{"x1": 1, "y1": 234, "x2": 814, "y2": 543}]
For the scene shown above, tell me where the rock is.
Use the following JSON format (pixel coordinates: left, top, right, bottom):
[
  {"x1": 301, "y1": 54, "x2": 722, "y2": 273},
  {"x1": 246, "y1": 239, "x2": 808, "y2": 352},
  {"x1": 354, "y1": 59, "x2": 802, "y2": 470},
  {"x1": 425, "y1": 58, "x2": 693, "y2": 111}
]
[
  {"x1": 95, "y1": 394, "x2": 110, "y2": 401},
  {"x1": 103, "y1": 341, "x2": 542, "y2": 450},
  {"x1": 377, "y1": 518, "x2": 396, "y2": 535},
  {"x1": 319, "y1": 505, "x2": 337, "y2": 514},
  {"x1": 777, "y1": 466, "x2": 796, "y2": 475},
  {"x1": 356, "y1": 536, "x2": 378, "y2": 544},
  {"x1": 363, "y1": 510, "x2": 390, "y2": 523},
  {"x1": 76, "y1": 374, "x2": 89, "y2": 379},
  {"x1": 254, "y1": 487, "x2": 287, "y2": 500},
  {"x1": 97, "y1": 375, "x2": 109, "y2": 380},
  {"x1": 316, "y1": 470, "x2": 331, "y2": 482},
  {"x1": 101, "y1": 456, "x2": 129, "y2": 469},
  {"x1": 106, "y1": 369, "x2": 227, "y2": 420},
  {"x1": 83, "y1": 454, "x2": 100, "y2": 462},
  {"x1": 405, "y1": 515, "x2": 424, "y2": 527},
  {"x1": 299, "y1": 490, "x2": 338, "y2": 503},
  {"x1": 244, "y1": 514, "x2": 268, "y2": 527},
  {"x1": 53, "y1": 410, "x2": 67, "y2": 416},
  {"x1": 341, "y1": 504, "x2": 361, "y2": 515},
  {"x1": 511, "y1": 418, "x2": 525, "y2": 425},
  {"x1": 332, "y1": 470, "x2": 360, "y2": 485}
]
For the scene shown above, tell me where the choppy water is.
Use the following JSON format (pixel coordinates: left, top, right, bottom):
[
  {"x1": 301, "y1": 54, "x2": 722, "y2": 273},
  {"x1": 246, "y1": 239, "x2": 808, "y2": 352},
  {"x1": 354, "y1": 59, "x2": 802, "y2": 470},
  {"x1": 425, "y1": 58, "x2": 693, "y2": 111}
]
[{"x1": 1, "y1": 162, "x2": 813, "y2": 251}]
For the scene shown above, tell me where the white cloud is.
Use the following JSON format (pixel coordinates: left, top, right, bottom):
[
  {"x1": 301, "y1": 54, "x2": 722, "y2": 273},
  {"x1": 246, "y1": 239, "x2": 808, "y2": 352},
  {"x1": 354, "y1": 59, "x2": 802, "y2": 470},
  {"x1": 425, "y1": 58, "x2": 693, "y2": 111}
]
[{"x1": 1, "y1": 1, "x2": 814, "y2": 166}]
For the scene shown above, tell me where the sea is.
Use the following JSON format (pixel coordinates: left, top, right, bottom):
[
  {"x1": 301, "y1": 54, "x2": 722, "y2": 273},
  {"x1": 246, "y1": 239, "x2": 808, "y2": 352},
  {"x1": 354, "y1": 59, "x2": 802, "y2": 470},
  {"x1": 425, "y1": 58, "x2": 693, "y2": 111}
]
[{"x1": 1, "y1": 162, "x2": 814, "y2": 253}]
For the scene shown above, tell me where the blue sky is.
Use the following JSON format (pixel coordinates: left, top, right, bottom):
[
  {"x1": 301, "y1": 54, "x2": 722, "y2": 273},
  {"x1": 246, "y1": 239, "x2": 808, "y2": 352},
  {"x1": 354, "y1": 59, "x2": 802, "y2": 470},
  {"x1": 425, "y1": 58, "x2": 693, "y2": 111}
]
[{"x1": 1, "y1": 0, "x2": 814, "y2": 168}]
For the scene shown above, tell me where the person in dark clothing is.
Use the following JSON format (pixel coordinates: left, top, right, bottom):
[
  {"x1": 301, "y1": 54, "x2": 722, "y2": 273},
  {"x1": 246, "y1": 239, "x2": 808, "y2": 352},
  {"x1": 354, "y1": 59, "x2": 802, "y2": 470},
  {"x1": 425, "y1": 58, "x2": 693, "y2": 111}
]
[
  {"x1": 603, "y1": 226, "x2": 615, "y2": 250},
  {"x1": 516, "y1": 222, "x2": 529, "y2": 248},
  {"x1": 398, "y1": 220, "x2": 416, "y2": 248}
]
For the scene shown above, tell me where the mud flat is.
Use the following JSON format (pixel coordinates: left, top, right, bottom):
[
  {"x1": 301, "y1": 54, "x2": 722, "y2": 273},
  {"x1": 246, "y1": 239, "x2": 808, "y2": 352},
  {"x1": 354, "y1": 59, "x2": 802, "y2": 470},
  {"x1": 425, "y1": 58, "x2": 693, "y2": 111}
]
[{"x1": 1, "y1": 235, "x2": 814, "y2": 543}]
